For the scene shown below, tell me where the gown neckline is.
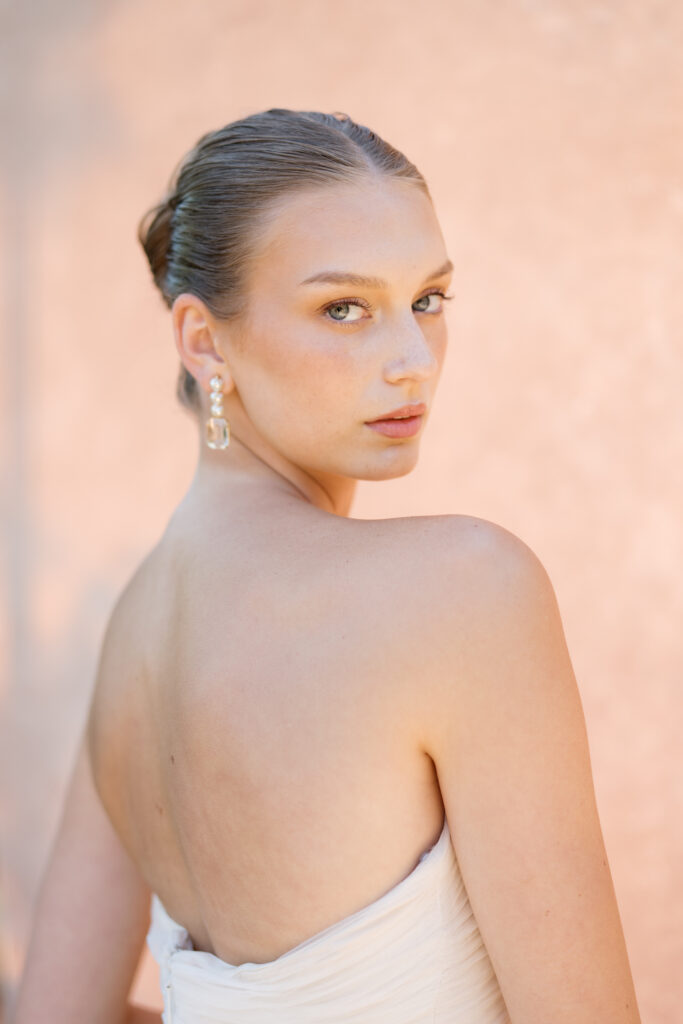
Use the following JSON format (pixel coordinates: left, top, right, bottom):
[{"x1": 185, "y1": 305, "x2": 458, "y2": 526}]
[{"x1": 151, "y1": 813, "x2": 451, "y2": 973}]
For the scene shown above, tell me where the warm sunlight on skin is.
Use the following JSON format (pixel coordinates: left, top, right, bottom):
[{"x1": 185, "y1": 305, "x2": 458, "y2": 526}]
[{"x1": 171, "y1": 176, "x2": 454, "y2": 517}]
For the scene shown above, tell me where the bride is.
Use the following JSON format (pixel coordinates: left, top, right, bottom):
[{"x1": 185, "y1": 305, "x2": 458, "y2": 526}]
[{"x1": 11, "y1": 108, "x2": 641, "y2": 1023}]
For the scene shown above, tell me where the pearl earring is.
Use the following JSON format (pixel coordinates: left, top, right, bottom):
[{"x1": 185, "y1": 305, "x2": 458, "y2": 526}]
[{"x1": 205, "y1": 374, "x2": 231, "y2": 450}]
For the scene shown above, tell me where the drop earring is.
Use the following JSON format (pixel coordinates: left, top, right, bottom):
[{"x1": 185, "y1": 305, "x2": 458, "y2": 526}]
[{"x1": 205, "y1": 374, "x2": 231, "y2": 450}]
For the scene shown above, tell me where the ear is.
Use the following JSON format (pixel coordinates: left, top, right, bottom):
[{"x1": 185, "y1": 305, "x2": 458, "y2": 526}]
[{"x1": 171, "y1": 293, "x2": 236, "y2": 394}]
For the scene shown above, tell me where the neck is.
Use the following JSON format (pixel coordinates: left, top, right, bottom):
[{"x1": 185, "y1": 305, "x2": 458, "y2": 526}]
[{"x1": 191, "y1": 426, "x2": 357, "y2": 518}]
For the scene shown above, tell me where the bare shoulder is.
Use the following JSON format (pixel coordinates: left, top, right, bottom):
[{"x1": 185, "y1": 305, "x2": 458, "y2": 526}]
[
  {"x1": 88, "y1": 548, "x2": 157, "y2": 695},
  {"x1": 393, "y1": 510, "x2": 554, "y2": 723},
  {"x1": 414, "y1": 510, "x2": 546, "y2": 577},
  {"x1": 410, "y1": 513, "x2": 642, "y2": 1022},
  {"x1": 350, "y1": 510, "x2": 549, "y2": 671},
  {"x1": 86, "y1": 544, "x2": 163, "y2": 797},
  {"x1": 350, "y1": 510, "x2": 552, "y2": 732},
  {"x1": 388, "y1": 511, "x2": 549, "y2": 621},
  {"x1": 409, "y1": 511, "x2": 577, "y2": 753}
]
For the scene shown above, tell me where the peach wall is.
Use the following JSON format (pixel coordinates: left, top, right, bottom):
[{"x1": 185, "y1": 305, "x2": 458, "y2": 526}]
[{"x1": 1, "y1": 2, "x2": 681, "y2": 1021}]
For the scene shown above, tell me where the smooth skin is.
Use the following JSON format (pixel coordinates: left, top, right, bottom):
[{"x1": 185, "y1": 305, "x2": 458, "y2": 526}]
[{"x1": 11, "y1": 173, "x2": 641, "y2": 1023}]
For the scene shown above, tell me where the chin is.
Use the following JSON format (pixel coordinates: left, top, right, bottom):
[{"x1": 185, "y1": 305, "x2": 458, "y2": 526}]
[{"x1": 354, "y1": 448, "x2": 421, "y2": 481}]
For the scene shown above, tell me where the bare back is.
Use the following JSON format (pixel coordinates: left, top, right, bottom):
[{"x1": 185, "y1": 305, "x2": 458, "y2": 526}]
[{"x1": 87, "y1": 491, "x2": 464, "y2": 967}]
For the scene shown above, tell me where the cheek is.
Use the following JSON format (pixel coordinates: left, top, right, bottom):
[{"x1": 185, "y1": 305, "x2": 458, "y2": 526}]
[
  {"x1": 236, "y1": 320, "x2": 365, "y2": 425},
  {"x1": 434, "y1": 332, "x2": 448, "y2": 365},
  {"x1": 427, "y1": 324, "x2": 448, "y2": 369}
]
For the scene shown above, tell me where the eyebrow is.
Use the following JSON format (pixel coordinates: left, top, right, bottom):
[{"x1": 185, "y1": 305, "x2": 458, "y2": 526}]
[{"x1": 299, "y1": 259, "x2": 454, "y2": 288}]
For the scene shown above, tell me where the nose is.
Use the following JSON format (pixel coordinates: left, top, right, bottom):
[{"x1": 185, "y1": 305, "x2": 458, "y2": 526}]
[{"x1": 383, "y1": 314, "x2": 440, "y2": 384}]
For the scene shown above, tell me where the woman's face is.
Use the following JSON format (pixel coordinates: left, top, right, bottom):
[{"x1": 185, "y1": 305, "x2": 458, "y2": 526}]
[{"x1": 214, "y1": 174, "x2": 453, "y2": 483}]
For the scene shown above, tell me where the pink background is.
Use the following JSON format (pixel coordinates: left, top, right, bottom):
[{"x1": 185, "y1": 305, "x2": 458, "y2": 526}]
[{"x1": 1, "y1": 2, "x2": 681, "y2": 1021}]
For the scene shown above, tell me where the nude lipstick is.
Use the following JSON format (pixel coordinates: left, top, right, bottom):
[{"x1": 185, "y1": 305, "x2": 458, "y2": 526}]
[{"x1": 364, "y1": 403, "x2": 426, "y2": 438}]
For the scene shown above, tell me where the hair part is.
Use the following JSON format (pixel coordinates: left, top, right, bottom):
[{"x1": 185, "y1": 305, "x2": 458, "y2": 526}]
[{"x1": 137, "y1": 108, "x2": 431, "y2": 417}]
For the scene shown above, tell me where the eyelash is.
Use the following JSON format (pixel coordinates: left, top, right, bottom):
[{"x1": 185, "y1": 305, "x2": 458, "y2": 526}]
[{"x1": 320, "y1": 288, "x2": 455, "y2": 326}]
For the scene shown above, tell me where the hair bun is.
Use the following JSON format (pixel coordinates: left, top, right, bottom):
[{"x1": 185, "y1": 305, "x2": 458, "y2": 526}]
[{"x1": 137, "y1": 195, "x2": 178, "y2": 306}]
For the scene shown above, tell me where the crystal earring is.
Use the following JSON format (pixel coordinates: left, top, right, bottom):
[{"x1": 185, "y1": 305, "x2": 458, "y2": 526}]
[{"x1": 205, "y1": 374, "x2": 231, "y2": 450}]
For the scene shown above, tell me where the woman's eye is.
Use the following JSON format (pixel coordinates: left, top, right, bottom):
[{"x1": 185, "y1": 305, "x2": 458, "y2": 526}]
[
  {"x1": 324, "y1": 301, "x2": 366, "y2": 323},
  {"x1": 413, "y1": 292, "x2": 444, "y2": 313}
]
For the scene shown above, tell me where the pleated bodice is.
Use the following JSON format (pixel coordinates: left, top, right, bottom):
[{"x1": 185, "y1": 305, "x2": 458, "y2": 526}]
[{"x1": 146, "y1": 816, "x2": 510, "y2": 1023}]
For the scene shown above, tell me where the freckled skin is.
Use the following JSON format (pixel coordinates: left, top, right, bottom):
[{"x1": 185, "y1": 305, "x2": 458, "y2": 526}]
[{"x1": 170, "y1": 174, "x2": 452, "y2": 516}]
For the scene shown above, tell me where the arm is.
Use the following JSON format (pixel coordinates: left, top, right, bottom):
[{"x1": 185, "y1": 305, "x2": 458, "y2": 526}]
[
  {"x1": 425, "y1": 524, "x2": 642, "y2": 1023},
  {"x1": 10, "y1": 723, "x2": 159, "y2": 1024}
]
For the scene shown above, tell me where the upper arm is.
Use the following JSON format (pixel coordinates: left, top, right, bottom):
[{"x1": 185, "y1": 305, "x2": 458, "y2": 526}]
[
  {"x1": 11, "y1": 721, "x2": 152, "y2": 1024},
  {"x1": 425, "y1": 522, "x2": 641, "y2": 1023}
]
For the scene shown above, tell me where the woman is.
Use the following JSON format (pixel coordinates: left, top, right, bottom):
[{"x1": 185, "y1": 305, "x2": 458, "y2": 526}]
[{"x1": 11, "y1": 109, "x2": 641, "y2": 1023}]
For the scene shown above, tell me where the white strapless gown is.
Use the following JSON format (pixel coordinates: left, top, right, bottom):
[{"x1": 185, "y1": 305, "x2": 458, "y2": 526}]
[{"x1": 146, "y1": 816, "x2": 510, "y2": 1023}]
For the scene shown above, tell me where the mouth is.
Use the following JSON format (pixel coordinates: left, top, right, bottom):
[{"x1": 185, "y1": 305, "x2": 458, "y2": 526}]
[{"x1": 364, "y1": 412, "x2": 424, "y2": 438}]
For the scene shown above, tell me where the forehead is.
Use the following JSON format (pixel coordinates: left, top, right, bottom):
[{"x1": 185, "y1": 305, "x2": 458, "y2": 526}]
[{"x1": 249, "y1": 176, "x2": 446, "y2": 289}]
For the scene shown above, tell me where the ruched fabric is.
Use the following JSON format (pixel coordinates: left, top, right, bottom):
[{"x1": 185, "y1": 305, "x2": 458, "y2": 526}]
[{"x1": 146, "y1": 816, "x2": 510, "y2": 1023}]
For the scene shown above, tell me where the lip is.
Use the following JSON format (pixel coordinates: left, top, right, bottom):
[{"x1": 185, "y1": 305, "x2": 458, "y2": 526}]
[
  {"x1": 365, "y1": 415, "x2": 423, "y2": 438},
  {"x1": 365, "y1": 403, "x2": 427, "y2": 423}
]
